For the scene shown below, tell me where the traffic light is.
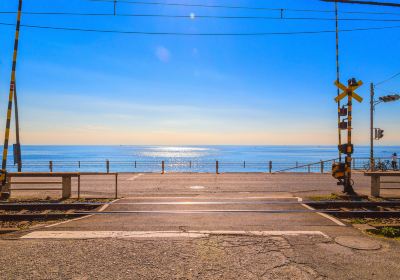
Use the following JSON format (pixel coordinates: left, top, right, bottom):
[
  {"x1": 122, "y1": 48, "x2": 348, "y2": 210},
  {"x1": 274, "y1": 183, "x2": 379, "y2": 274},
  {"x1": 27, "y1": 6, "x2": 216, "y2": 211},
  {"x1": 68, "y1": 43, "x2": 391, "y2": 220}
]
[
  {"x1": 379, "y1": 94, "x2": 400, "y2": 103},
  {"x1": 374, "y1": 128, "x2": 384, "y2": 140}
]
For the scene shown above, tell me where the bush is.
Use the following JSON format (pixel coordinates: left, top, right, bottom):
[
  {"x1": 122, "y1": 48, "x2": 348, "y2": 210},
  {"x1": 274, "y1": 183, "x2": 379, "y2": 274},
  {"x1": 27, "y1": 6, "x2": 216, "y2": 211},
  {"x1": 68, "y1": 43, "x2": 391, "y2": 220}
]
[{"x1": 380, "y1": 227, "x2": 400, "y2": 238}]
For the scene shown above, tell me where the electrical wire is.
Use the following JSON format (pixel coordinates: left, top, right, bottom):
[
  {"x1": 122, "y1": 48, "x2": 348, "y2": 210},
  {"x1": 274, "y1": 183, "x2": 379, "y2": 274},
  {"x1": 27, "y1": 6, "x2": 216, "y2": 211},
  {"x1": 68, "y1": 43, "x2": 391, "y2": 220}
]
[
  {"x1": 3, "y1": 11, "x2": 400, "y2": 23},
  {"x1": 375, "y1": 71, "x2": 400, "y2": 86},
  {"x1": 88, "y1": 0, "x2": 400, "y2": 17},
  {"x1": 0, "y1": 21, "x2": 399, "y2": 36}
]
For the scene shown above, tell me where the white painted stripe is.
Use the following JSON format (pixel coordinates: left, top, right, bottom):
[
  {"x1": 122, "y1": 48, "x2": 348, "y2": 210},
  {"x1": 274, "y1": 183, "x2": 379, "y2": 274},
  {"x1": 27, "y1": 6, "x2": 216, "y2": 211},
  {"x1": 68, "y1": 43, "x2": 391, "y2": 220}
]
[
  {"x1": 44, "y1": 199, "x2": 120, "y2": 228},
  {"x1": 44, "y1": 215, "x2": 94, "y2": 228},
  {"x1": 98, "y1": 199, "x2": 120, "y2": 212},
  {"x1": 299, "y1": 198, "x2": 346, "y2": 227},
  {"x1": 127, "y1": 174, "x2": 143, "y2": 181},
  {"x1": 123, "y1": 196, "x2": 299, "y2": 200},
  {"x1": 21, "y1": 230, "x2": 329, "y2": 239}
]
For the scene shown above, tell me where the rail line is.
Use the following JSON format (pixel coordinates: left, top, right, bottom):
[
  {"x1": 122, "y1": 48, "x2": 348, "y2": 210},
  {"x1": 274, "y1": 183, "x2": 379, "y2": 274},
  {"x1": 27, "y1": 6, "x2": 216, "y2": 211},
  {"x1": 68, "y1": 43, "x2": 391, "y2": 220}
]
[
  {"x1": 1, "y1": 200, "x2": 400, "y2": 220},
  {"x1": 2, "y1": 200, "x2": 400, "y2": 207}
]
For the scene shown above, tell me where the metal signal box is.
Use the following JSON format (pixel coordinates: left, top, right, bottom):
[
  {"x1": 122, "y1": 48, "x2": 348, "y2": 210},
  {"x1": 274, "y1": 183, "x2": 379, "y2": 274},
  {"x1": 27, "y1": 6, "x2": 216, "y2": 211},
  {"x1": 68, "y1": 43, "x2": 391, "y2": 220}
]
[
  {"x1": 338, "y1": 144, "x2": 354, "y2": 154},
  {"x1": 339, "y1": 107, "x2": 348, "y2": 116},
  {"x1": 339, "y1": 121, "x2": 348, "y2": 130},
  {"x1": 332, "y1": 162, "x2": 346, "y2": 180}
]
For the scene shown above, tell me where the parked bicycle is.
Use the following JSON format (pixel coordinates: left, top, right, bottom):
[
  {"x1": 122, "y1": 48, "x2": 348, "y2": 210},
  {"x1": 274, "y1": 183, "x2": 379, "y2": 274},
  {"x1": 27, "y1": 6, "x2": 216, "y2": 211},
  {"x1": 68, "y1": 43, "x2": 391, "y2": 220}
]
[{"x1": 363, "y1": 160, "x2": 391, "y2": 171}]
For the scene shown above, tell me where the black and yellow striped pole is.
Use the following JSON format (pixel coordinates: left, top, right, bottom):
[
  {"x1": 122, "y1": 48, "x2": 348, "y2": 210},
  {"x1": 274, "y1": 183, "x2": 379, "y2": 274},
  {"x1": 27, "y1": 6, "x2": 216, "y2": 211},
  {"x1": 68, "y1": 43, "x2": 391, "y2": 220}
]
[
  {"x1": 345, "y1": 80, "x2": 354, "y2": 193},
  {"x1": 332, "y1": 78, "x2": 363, "y2": 194},
  {"x1": 0, "y1": 0, "x2": 23, "y2": 196},
  {"x1": 334, "y1": 1, "x2": 342, "y2": 162}
]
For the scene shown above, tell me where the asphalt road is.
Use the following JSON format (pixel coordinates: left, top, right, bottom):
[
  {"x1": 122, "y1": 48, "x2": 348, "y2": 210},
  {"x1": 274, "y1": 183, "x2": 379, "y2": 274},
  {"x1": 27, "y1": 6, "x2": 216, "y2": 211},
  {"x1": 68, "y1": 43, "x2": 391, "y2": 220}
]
[
  {"x1": 10, "y1": 172, "x2": 399, "y2": 199},
  {"x1": 2, "y1": 173, "x2": 400, "y2": 279}
]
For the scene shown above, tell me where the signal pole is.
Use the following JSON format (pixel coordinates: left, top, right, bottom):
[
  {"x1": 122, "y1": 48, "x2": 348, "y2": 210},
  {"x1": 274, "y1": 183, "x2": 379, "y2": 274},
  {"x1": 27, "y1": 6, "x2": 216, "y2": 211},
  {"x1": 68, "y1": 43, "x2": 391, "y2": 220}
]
[
  {"x1": 369, "y1": 86, "x2": 400, "y2": 172},
  {"x1": 370, "y1": 83, "x2": 375, "y2": 171},
  {"x1": 345, "y1": 79, "x2": 355, "y2": 194},
  {"x1": 0, "y1": 0, "x2": 23, "y2": 198},
  {"x1": 333, "y1": 79, "x2": 363, "y2": 194}
]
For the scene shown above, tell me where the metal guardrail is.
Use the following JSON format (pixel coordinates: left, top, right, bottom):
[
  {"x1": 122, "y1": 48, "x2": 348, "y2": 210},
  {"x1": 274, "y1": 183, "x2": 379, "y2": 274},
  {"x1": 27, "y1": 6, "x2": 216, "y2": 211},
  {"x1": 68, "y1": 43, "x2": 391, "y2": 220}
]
[{"x1": 4, "y1": 157, "x2": 397, "y2": 174}]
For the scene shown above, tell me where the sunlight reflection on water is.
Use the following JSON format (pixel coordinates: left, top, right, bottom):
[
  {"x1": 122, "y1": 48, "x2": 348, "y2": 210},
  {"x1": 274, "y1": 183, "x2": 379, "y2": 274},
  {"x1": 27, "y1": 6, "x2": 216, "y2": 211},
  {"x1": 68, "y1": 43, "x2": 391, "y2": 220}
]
[{"x1": 140, "y1": 146, "x2": 212, "y2": 158}]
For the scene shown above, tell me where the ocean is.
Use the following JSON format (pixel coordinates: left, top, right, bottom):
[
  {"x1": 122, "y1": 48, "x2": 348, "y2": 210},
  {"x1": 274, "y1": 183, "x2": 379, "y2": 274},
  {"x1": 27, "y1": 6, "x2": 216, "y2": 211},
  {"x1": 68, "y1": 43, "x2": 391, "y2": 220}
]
[{"x1": 2, "y1": 145, "x2": 399, "y2": 173}]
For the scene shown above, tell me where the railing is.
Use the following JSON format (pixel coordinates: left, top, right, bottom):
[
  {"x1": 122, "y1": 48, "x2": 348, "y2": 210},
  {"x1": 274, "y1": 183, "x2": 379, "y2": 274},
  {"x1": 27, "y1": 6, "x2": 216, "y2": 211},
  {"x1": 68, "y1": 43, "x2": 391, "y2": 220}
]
[
  {"x1": 273, "y1": 159, "x2": 338, "y2": 173},
  {"x1": 5, "y1": 157, "x2": 396, "y2": 174}
]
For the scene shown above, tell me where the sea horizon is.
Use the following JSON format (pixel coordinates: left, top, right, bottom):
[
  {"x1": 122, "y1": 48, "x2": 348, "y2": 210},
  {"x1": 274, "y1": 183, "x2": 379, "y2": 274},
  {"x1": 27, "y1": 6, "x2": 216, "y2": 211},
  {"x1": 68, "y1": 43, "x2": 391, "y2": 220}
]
[{"x1": 3, "y1": 145, "x2": 399, "y2": 173}]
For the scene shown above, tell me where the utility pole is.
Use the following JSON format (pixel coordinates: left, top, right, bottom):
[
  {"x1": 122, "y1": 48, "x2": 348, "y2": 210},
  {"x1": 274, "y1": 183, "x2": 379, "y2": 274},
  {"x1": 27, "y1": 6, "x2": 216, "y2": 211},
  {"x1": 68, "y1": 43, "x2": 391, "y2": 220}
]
[
  {"x1": 334, "y1": 1, "x2": 342, "y2": 162},
  {"x1": 14, "y1": 80, "x2": 22, "y2": 172},
  {"x1": 369, "y1": 87, "x2": 400, "y2": 172},
  {"x1": 370, "y1": 83, "x2": 375, "y2": 171},
  {"x1": 0, "y1": 0, "x2": 23, "y2": 198}
]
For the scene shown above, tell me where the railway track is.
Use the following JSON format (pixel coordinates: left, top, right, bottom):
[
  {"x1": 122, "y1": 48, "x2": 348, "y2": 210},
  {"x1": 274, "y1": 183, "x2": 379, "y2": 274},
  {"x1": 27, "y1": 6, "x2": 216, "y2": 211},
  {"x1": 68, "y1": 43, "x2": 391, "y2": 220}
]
[
  {"x1": 0, "y1": 203, "x2": 100, "y2": 221},
  {"x1": 1, "y1": 200, "x2": 400, "y2": 220}
]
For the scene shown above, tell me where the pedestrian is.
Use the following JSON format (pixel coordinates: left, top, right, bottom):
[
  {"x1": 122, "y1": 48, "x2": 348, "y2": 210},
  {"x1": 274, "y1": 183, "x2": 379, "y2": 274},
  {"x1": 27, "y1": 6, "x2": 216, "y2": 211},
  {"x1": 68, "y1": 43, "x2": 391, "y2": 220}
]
[{"x1": 392, "y1": 153, "x2": 398, "y2": 171}]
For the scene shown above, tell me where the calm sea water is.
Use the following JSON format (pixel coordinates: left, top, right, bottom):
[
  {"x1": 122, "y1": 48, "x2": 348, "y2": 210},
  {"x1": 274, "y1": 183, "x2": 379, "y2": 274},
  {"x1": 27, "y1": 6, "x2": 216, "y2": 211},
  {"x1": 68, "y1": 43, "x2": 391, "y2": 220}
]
[{"x1": 3, "y1": 145, "x2": 399, "y2": 173}]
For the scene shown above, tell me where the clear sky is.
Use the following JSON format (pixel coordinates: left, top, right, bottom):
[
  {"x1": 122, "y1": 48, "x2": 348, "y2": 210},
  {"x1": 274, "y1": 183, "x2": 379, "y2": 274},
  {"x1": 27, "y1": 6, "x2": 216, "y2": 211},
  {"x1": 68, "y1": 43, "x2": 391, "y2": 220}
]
[{"x1": 0, "y1": 0, "x2": 399, "y2": 145}]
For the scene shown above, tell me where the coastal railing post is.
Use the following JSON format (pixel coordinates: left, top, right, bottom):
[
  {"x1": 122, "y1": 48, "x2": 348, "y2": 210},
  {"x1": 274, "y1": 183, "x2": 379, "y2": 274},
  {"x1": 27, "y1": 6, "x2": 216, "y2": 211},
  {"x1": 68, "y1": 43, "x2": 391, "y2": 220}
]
[
  {"x1": 49, "y1": 161, "x2": 53, "y2": 172},
  {"x1": 106, "y1": 160, "x2": 110, "y2": 173},
  {"x1": 78, "y1": 174, "x2": 81, "y2": 199},
  {"x1": 296, "y1": 161, "x2": 298, "y2": 168},
  {"x1": 161, "y1": 161, "x2": 165, "y2": 174},
  {"x1": 269, "y1": 161, "x2": 272, "y2": 173},
  {"x1": 189, "y1": 161, "x2": 192, "y2": 169},
  {"x1": 78, "y1": 161, "x2": 81, "y2": 169},
  {"x1": 243, "y1": 161, "x2": 246, "y2": 169},
  {"x1": 308, "y1": 164, "x2": 311, "y2": 173},
  {"x1": 321, "y1": 161, "x2": 324, "y2": 174},
  {"x1": 216, "y1": 161, "x2": 219, "y2": 174},
  {"x1": 115, "y1": 173, "x2": 118, "y2": 199},
  {"x1": 134, "y1": 161, "x2": 137, "y2": 168}
]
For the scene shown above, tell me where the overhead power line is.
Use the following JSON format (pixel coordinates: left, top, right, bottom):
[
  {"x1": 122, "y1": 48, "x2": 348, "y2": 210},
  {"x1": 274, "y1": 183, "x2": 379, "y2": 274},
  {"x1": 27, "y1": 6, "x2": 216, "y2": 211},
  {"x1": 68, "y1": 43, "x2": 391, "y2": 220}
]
[
  {"x1": 3, "y1": 11, "x2": 400, "y2": 22},
  {"x1": 0, "y1": 21, "x2": 399, "y2": 36},
  {"x1": 87, "y1": 0, "x2": 400, "y2": 16},
  {"x1": 375, "y1": 71, "x2": 400, "y2": 86},
  {"x1": 322, "y1": 0, "x2": 400, "y2": 8}
]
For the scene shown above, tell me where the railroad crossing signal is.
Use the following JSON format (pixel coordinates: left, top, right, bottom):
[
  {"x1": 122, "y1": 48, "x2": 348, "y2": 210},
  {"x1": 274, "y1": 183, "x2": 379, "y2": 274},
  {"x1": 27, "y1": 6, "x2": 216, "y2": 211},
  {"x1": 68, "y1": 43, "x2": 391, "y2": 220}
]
[
  {"x1": 332, "y1": 78, "x2": 363, "y2": 195},
  {"x1": 374, "y1": 128, "x2": 384, "y2": 140},
  {"x1": 334, "y1": 79, "x2": 364, "y2": 103}
]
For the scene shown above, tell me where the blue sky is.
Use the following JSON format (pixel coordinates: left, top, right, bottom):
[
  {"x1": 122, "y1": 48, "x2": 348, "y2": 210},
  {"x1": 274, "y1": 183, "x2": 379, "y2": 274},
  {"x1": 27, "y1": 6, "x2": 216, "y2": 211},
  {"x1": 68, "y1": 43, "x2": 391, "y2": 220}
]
[{"x1": 0, "y1": 0, "x2": 399, "y2": 145}]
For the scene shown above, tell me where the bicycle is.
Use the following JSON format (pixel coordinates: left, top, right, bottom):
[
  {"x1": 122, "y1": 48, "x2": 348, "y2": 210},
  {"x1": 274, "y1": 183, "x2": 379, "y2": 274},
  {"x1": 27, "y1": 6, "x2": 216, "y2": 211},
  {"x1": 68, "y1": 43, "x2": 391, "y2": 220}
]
[{"x1": 363, "y1": 160, "x2": 391, "y2": 171}]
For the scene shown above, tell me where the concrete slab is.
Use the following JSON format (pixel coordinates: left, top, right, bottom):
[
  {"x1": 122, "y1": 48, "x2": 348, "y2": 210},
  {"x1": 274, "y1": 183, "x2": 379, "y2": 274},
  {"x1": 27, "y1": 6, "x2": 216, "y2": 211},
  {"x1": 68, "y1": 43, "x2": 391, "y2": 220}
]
[
  {"x1": 335, "y1": 236, "x2": 382, "y2": 250},
  {"x1": 30, "y1": 196, "x2": 350, "y2": 239},
  {"x1": 21, "y1": 230, "x2": 330, "y2": 239}
]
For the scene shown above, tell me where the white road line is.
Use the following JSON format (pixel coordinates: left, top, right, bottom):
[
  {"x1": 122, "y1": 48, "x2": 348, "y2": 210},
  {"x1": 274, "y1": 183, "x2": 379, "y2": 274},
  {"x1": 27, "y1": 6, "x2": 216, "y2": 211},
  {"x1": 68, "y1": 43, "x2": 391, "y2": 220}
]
[
  {"x1": 123, "y1": 196, "x2": 300, "y2": 200},
  {"x1": 127, "y1": 174, "x2": 143, "y2": 181},
  {"x1": 21, "y1": 230, "x2": 329, "y2": 239},
  {"x1": 297, "y1": 197, "x2": 346, "y2": 227},
  {"x1": 44, "y1": 199, "x2": 120, "y2": 228}
]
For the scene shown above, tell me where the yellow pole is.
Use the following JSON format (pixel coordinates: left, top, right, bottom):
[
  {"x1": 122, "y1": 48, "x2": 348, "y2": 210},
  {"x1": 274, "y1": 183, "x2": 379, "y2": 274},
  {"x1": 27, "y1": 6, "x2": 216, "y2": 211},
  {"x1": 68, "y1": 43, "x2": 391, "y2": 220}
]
[
  {"x1": 1, "y1": 0, "x2": 23, "y2": 192},
  {"x1": 344, "y1": 79, "x2": 355, "y2": 194}
]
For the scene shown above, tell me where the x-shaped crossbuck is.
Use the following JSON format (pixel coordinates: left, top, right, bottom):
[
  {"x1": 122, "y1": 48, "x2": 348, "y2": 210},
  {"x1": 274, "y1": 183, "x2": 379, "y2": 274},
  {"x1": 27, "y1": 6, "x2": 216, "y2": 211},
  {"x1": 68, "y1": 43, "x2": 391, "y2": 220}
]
[{"x1": 334, "y1": 80, "x2": 363, "y2": 103}]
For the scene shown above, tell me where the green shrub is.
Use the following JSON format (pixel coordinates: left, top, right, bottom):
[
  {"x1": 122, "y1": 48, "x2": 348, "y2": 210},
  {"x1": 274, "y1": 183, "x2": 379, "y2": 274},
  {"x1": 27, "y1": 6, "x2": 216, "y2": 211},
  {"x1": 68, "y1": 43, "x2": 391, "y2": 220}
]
[{"x1": 380, "y1": 227, "x2": 400, "y2": 238}]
